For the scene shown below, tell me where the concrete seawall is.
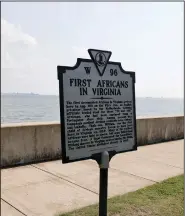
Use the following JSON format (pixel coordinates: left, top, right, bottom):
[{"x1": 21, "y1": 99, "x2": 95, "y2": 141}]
[{"x1": 1, "y1": 116, "x2": 184, "y2": 168}]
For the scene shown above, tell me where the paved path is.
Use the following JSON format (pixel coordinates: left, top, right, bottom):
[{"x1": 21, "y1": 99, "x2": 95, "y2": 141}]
[{"x1": 1, "y1": 140, "x2": 184, "y2": 216}]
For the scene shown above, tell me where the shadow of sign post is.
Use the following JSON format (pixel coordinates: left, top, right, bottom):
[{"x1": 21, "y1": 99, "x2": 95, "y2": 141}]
[{"x1": 57, "y1": 48, "x2": 137, "y2": 216}]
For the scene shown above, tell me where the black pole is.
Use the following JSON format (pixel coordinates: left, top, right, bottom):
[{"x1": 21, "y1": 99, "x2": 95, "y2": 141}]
[{"x1": 99, "y1": 167, "x2": 108, "y2": 216}]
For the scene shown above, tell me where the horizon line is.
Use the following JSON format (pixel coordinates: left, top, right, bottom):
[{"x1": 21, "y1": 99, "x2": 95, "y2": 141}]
[{"x1": 1, "y1": 92, "x2": 184, "y2": 99}]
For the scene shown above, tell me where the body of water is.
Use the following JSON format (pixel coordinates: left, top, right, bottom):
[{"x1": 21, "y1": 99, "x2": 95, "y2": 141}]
[{"x1": 1, "y1": 95, "x2": 184, "y2": 124}]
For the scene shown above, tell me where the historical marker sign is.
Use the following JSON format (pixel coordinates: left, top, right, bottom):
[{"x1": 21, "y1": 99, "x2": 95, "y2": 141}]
[{"x1": 57, "y1": 49, "x2": 137, "y2": 164}]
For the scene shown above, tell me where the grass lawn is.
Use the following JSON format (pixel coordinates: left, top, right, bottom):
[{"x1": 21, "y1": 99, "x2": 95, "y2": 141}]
[{"x1": 58, "y1": 174, "x2": 184, "y2": 216}]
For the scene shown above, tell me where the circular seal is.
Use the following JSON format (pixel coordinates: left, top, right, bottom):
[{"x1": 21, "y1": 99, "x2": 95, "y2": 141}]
[{"x1": 95, "y1": 52, "x2": 106, "y2": 67}]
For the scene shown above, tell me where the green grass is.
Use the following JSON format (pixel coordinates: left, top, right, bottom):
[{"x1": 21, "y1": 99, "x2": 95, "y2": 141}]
[{"x1": 58, "y1": 175, "x2": 184, "y2": 216}]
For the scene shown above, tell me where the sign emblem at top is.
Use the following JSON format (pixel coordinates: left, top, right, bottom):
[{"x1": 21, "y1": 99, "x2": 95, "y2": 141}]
[{"x1": 88, "y1": 49, "x2": 112, "y2": 76}]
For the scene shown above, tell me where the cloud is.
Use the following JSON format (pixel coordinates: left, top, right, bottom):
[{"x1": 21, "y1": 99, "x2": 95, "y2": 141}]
[
  {"x1": 1, "y1": 19, "x2": 37, "y2": 45},
  {"x1": 1, "y1": 19, "x2": 60, "y2": 94},
  {"x1": 1, "y1": 19, "x2": 37, "y2": 70},
  {"x1": 1, "y1": 19, "x2": 41, "y2": 93}
]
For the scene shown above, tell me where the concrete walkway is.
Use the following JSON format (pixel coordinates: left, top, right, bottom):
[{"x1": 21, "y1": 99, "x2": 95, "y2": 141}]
[{"x1": 1, "y1": 140, "x2": 184, "y2": 216}]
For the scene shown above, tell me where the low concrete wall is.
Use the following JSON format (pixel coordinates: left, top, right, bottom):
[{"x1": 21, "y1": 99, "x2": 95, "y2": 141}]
[{"x1": 1, "y1": 116, "x2": 184, "y2": 168}]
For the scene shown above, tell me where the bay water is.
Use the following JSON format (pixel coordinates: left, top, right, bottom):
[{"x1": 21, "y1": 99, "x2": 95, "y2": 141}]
[{"x1": 1, "y1": 94, "x2": 184, "y2": 124}]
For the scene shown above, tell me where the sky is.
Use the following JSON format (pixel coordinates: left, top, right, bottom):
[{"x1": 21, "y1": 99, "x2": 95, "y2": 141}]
[{"x1": 1, "y1": 2, "x2": 184, "y2": 98}]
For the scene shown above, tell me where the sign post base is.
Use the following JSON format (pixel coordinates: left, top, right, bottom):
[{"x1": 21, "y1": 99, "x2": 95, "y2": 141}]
[{"x1": 99, "y1": 151, "x2": 109, "y2": 216}]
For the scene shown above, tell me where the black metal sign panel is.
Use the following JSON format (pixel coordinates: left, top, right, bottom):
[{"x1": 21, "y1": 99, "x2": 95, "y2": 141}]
[{"x1": 57, "y1": 49, "x2": 137, "y2": 163}]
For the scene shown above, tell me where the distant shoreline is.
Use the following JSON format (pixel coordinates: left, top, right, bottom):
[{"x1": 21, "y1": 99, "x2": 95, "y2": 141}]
[
  {"x1": 2, "y1": 93, "x2": 40, "y2": 96},
  {"x1": 1, "y1": 93, "x2": 183, "y2": 100}
]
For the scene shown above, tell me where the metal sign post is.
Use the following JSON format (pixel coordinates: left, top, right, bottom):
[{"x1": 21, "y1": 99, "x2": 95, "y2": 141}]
[
  {"x1": 99, "y1": 151, "x2": 109, "y2": 216},
  {"x1": 57, "y1": 48, "x2": 137, "y2": 216}
]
